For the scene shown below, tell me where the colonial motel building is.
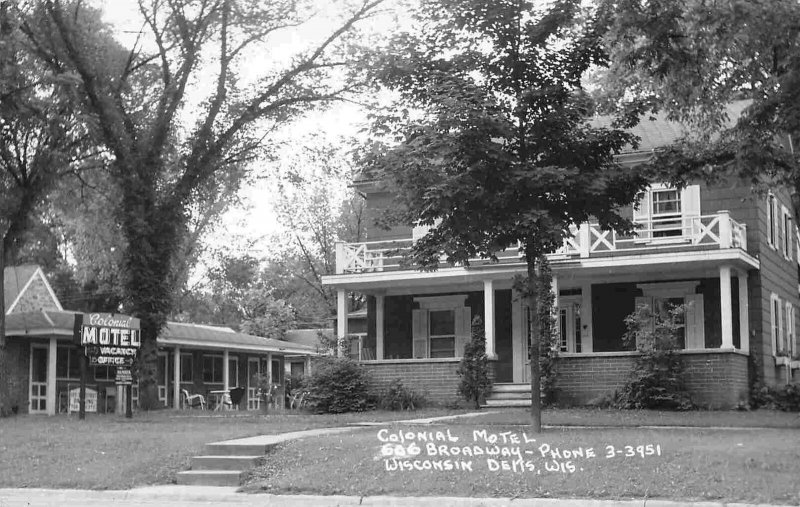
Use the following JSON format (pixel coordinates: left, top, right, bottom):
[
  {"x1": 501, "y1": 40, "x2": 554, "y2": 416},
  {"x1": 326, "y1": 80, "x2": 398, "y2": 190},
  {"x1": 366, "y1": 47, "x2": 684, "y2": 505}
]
[
  {"x1": 2, "y1": 265, "x2": 316, "y2": 415},
  {"x1": 323, "y1": 109, "x2": 800, "y2": 408}
]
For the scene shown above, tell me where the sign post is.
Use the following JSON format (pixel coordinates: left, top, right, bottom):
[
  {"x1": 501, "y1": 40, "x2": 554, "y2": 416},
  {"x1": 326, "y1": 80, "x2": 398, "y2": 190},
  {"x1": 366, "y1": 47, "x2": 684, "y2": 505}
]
[{"x1": 73, "y1": 313, "x2": 141, "y2": 419}]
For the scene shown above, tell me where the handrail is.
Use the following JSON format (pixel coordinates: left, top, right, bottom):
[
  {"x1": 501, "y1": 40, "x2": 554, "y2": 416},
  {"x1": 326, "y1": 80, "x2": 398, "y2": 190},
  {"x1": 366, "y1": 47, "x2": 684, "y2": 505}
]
[{"x1": 335, "y1": 211, "x2": 748, "y2": 274}]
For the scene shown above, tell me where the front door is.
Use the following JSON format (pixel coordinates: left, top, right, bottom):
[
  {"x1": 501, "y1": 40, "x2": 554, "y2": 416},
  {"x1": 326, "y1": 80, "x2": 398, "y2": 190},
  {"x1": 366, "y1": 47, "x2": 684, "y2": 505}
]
[
  {"x1": 516, "y1": 297, "x2": 582, "y2": 383},
  {"x1": 30, "y1": 345, "x2": 48, "y2": 414},
  {"x1": 247, "y1": 358, "x2": 261, "y2": 410}
]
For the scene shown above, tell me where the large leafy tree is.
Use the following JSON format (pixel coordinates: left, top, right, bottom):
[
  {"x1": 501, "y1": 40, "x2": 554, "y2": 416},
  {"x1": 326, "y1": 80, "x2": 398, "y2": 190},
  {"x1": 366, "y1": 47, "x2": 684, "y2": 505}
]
[
  {"x1": 0, "y1": 1, "x2": 91, "y2": 410},
  {"x1": 598, "y1": 0, "x2": 800, "y2": 214},
  {"x1": 363, "y1": 0, "x2": 647, "y2": 431},
  {"x1": 18, "y1": 0, "x2": 382, "y2": 408}
]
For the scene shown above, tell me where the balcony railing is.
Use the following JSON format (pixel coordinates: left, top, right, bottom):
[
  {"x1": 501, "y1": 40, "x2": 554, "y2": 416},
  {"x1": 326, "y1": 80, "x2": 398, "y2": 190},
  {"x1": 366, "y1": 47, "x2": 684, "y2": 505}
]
[{"x1": 335, "y1": 211, "x2": 748, "y2": 274}]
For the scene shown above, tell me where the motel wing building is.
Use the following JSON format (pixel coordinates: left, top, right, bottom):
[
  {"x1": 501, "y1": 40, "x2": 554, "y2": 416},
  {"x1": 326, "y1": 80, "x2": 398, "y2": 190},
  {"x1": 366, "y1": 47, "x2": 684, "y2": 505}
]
[
  {"x1": 322, "y1": 109, "x2": 800, "y2": 408},
  {"x1": 2, "y1": 265, "x2": 315, "y2": 415}
]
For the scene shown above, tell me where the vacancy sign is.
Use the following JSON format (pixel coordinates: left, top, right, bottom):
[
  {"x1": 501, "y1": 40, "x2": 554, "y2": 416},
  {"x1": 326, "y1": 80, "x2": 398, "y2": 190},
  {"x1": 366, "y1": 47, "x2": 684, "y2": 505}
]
[{"x1": 76, "y1": 313, "x2": 141, "y2": 366}]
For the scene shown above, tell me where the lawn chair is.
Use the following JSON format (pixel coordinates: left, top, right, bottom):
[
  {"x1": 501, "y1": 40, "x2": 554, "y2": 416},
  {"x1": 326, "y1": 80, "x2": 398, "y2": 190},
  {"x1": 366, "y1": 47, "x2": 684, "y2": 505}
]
[
  {"x1": 181, "y1": 389, "x2": 206, "y2": 410},
  {"x1": 258, "y1": 384, "x2": 280, "y2": 410},
  {"x1": 289, "y1": 390, "x2": 308, "y2": 409},
  {"x1": 224, "y1": 387, "x2": 246, "y2": 410}
]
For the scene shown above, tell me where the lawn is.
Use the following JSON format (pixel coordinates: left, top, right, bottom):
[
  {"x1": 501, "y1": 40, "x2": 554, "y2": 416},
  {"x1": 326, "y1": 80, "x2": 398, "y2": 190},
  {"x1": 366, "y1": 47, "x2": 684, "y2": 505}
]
[
  {"x1": 0, "y1": 407, "x2": 464, "y2": 489},
  {"x1": 243, "y1": 409, "x2": 800, "y2": 505}
]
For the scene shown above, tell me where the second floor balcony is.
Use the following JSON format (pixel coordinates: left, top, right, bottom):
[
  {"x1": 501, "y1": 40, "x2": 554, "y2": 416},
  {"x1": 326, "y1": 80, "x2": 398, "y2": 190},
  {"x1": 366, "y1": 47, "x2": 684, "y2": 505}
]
[{"x1": 335, "y1": 211, "x2": 748, "y2": 274}]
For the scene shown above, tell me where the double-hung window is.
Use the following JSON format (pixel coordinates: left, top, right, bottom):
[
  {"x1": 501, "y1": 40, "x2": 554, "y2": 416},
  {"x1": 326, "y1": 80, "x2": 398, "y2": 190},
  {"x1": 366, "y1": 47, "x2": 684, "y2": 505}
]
[
  {"x1": 782, "y1": 206, "x2": 793, "y2": 260},
  {"x1": 768, "y1": 193, "x2": 778, "y2": 248},
  {"x1": 412, "y1": 295, "x2": 470, "y2": 359},
  {"x1": 771, "y1": 293, "x2": 784, "y2": 356},
  {"x1": 202, "y1": 354, "x2": 223, "y2": 383},
  {"x1": 633, "y1": 184, "x2": 700, "y2": 241}
]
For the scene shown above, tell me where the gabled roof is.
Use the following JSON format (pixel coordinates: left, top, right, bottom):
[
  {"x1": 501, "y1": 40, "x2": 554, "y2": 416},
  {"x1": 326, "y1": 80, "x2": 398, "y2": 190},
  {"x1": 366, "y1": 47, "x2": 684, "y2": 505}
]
[{"x1": 4, "y1": 265, "x2": 43, "y2": 314}]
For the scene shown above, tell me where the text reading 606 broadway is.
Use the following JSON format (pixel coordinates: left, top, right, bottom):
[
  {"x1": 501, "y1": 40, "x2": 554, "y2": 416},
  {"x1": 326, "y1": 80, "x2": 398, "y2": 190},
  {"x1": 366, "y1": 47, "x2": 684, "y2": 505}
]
[{"x1": 377, "y1": 428, "x2": 662, "y2": 475}]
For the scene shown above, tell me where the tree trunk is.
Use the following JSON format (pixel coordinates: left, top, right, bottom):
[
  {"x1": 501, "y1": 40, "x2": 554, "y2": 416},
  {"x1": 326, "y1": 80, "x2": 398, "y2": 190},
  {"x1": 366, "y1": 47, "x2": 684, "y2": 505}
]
[
  {"x1": 0, "y1": 245, "x2": 6, "y2": 413},
  {"x1": 525, "y1": 239, "x2": 542, "y2": 433}
]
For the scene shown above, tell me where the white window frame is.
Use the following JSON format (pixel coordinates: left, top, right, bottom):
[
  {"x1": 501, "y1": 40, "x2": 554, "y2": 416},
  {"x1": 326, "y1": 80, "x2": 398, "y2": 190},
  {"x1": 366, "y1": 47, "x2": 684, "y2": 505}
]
[
  {"x1": 428, "y1": 309, "x2": 457, "y2": 358},
  {"x1": 771, "y1": 293, "x2": 783, "y2": 356},
  {"x1": 56, "y1": 345, "x2": 81, "y2": 380},
  {"x1": 634, "y1": 184, "x2": 700, "y2": 243},
  {"x1": 768, "y1": 193, "x2": 778, "y2": 249},
  {"x1": 202, "y1": 353, "x2": 224, "y2": 384},
  {"x1": 784, "y1": 301, "x2": 795, "y2": 358},
  {"x1": 180, "y1": 352, "x2": 193, "y2": 383},
  {"x1": 413, "y1": 295, "x2": 469, "y2": 359},
  {"x1": 782, "y1": 205, "x2": 792, "y2": 260}
]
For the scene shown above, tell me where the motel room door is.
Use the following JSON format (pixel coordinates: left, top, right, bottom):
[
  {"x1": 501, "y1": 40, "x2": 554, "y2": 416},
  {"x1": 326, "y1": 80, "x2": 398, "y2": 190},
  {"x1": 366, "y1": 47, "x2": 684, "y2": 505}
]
[
  {"x1": 247, "y1": 358, "x2": 261, "y2": 410},
  {"x1": 29, "y1": 344, "x2": 49, "y2": 414},
  {"x1": 518, "y1": 298, "x2": 581, "y2": 384}
]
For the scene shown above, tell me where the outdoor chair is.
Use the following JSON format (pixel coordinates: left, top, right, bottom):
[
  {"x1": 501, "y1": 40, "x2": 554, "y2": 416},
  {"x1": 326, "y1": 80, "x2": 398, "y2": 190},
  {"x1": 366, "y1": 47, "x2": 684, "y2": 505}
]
[
  {"x1": 181, "y1": 388, "x2": 206, "y2": 410},
  {"x1": 258, "y1": 384, "x2": 279, "y2": 410},
  {"x1": 225, "y1": 387, "x2": 246, "y2": 410},
  {"x1": 289, "y1": 390, "x2": 308, "y2": 409}
]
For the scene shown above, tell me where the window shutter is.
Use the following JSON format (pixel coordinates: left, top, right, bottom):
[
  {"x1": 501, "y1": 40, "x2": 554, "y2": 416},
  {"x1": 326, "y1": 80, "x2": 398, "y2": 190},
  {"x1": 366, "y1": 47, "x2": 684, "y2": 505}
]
[
  {"x1": 633, "y1": 297, "x2": 654, "y2": 349},
  {"x1": 681, "y1": 185, "x2": 701, "y2": 240},
  {"x1": 684, "y1": 294, "x2": 705, "y2": 349},
  {"x1": 633, "y1": 189, "x2": 651, "y2": 240},
  {"x1": 773, "y1": 197, "x2": 780, "y2": 248},
  {"x1": 454, "y1": 307, "x2": 472, "y2": 358},
  {"x1": 412, "y1": 309, "x2": 429, "y2": 358}
]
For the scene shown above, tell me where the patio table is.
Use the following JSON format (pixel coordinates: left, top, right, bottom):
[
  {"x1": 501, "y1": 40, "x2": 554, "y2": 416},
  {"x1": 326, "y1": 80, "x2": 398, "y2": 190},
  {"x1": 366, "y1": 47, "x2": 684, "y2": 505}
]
[{"x1": 209, "y1": 389, "x2": 229, "y2": 411}]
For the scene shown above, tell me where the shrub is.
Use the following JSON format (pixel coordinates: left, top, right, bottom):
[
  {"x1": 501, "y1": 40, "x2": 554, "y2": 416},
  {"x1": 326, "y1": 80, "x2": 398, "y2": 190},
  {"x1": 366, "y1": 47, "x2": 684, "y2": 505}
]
[
  {"x1": 377, "y1": 379, "x2": 426, "y2": 411},
  {"x1": 751, "y1": 383, "x2": 800, "y2": 411},
  {"x1": 615, "y1": 303, "x2": 694, "y2": 410},
  {"x1": 456, "y1": 315, "x2": 493, "y2": 408},
  {"x1": 303, "y1": 356, "x2": 371, "y2": 413}
]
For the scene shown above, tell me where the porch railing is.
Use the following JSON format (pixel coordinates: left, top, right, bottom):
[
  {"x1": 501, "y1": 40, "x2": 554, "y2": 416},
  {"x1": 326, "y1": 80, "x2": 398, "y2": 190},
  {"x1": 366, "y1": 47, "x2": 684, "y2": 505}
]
[{"x1": 335, "y1": 211, "x2": 748, "y2": 274}]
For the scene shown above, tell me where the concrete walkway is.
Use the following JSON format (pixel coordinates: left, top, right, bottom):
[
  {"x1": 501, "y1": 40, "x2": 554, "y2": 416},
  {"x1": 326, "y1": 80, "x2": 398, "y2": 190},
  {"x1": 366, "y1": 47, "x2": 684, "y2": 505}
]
[{"x1": 0, "y1": 487, "x2": 791, "y2": 507}]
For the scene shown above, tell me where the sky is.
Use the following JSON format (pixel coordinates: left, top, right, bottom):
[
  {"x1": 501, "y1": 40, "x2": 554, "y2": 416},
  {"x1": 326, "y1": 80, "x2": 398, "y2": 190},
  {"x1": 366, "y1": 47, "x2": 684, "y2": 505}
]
[{"x1": 98, "y1": 0, "x2": 395, "y2": 270}]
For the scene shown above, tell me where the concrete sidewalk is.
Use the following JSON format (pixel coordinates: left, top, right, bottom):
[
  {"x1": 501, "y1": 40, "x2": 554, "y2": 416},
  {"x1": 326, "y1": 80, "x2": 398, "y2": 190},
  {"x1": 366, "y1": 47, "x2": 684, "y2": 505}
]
[{"x1": 0, "y1": 487, "x2": 789, "y2": 507}]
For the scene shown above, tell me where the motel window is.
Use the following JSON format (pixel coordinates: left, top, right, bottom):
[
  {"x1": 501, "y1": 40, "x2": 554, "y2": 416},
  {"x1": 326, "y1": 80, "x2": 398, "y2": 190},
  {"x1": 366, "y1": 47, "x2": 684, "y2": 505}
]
[
  {"x1": 633, "y1": 184, "x2": 700, "y2": 240},
  {"x1": 202, "y1": 355, "x2": 223, "y2": 383},
  {"x1": 783, "y1": 207, "x2": 793, "y2": 260},
  {"x1": 429, "y1": 310, "x2": 456, "y2": 358},
  {"x1": 94, "y1": 365, "x2": 115, "y2": 381},
  {"x1": 771, "y1": 293, "x2": 784, "y2": 356},
  {"x1": 412, "y1": 295, "x2": 471, "y2": 359},
  {"x1": 768, "y1": 193, "x2": 778, "y2": 248},
  {"x1": 785, "y1": 302, "x2": 796, "y2": 357},
  {"x1": 180, "y1": 353, "x2": 193, "y2": 382},
  {"x1": 228, "y1": 357, "x2": 239, "y2": 387},
  {"x1": 57, "y1": 346, "x2": 81, "y2": 380}
]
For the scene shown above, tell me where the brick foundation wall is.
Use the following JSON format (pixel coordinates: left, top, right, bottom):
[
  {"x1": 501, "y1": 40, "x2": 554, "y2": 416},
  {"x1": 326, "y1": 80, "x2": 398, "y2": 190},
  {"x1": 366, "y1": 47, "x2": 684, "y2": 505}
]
[
  {"x1": 361, "y1": 359, "x2": 462, "y2": 405},
  {"x1": 552, "y1": 350, "x2": 750, "y2": 408}
]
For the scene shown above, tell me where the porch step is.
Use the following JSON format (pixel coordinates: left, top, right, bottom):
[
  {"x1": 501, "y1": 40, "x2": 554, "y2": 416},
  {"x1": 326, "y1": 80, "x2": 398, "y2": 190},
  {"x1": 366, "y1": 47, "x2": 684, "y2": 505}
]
[
  {"x1": 190, "y1": 455, "x2": 263, "y2": 470},
  {"x1": 484, "y1": 398, "x2": 532, "y2": 407},
  {"x1": 482, "y1": 383, "x2": 533, "y2": 407},
  {"x1": 176, "y1": 470, "x2": 243, "y2": 486}
]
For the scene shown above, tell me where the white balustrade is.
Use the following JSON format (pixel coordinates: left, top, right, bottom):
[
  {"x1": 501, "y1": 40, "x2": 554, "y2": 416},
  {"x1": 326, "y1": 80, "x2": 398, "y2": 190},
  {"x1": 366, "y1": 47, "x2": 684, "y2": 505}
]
[{"x1": 335, "y1": 213, "x2": 749, "y2": 273}]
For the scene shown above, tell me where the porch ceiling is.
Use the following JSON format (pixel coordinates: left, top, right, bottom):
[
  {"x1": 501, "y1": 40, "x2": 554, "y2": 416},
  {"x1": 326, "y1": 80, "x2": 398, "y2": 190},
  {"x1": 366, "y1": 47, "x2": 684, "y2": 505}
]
[{"x1": 322, "y1": 248, "x2": 759, "y2": 293}]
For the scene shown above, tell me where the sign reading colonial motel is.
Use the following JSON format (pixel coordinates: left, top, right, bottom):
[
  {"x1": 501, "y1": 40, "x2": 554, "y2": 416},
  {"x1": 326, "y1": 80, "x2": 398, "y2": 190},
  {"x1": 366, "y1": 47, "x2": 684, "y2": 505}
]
[{"x1": 75, "y1": 313, "x2": 141, "y2": 367}]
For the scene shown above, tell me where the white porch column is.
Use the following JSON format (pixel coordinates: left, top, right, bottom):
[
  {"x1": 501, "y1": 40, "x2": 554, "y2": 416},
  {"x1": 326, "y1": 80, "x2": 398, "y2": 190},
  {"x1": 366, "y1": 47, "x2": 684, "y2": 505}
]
[
  {"x1": 47, "y1": 338, "x2": 57, "y2": 416},
  {"x1": 376, "y1": 294, "x2": 385, "y2": 360},
  {"x1": 223, "y1": 349, "x2": 230, "y2": 391},
  {"x1": 552, "y1": 274, "x2": 559, "y2": 308},
  {"x1": 173, "y1": 347, "x2": 181, "y2": 409},
  {"x1": 581, "y1": 282, "x2": 593, "y2": 353},
  {"x1": 337, "y1": 289, "x2": 348, "y2": 357},
  {"x1": 305, "y1": 356, "x2": 312, "y2": 376},
  {"x1": 266, "y1": 352, "x2": 273, "y2": 385},
  {"x1": 484, "y1": 279, "x2": 497, "y2": 359},
  {"x1": 738, "y1": 270, "x2": 750, "y2": 353},
  {"x1": 720, "y1": 265, "x2": 734, "y2": 349}
]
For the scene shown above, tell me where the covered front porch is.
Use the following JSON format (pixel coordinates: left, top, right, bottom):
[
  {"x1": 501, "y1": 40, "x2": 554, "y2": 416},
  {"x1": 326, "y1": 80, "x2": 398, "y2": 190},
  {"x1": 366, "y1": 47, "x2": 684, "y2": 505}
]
[{"x1": 330, "y1": 248, "x2": 759, "y2": 405}]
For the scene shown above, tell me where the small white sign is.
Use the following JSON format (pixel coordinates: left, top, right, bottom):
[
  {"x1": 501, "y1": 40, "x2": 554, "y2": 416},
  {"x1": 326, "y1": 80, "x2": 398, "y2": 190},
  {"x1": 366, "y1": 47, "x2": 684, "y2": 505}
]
[{"x1": 68, "y1": 388, "x2": 97, "y2": 413}]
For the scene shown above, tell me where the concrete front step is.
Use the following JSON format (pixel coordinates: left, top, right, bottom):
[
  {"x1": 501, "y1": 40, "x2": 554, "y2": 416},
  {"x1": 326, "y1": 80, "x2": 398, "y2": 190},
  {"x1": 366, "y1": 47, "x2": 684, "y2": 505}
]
[
  {"x1": 483, "y1": 398, "x2": 532, "y2": 407},
  {"x1": 204, "y1": 443, "x2": 273, "y2": 456},
  {"x1": 176, "y1": 470, "x2": 244, "y2": 486},
  {"x1": 491, "y1": 383, "x2": 532, "y2": 393},
  {"x1": 191, "y1": 455, "x2": 263, "y2": 470},
  {"x1": 490, "y1": 391, "x2": 533, "y2": 400}
]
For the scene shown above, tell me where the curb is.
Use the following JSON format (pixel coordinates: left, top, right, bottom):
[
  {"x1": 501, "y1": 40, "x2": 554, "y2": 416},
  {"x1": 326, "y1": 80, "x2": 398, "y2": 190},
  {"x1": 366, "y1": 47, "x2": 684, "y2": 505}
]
[{"x1": 0, "y1": 489, "x2": 791, "y2": 507}]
